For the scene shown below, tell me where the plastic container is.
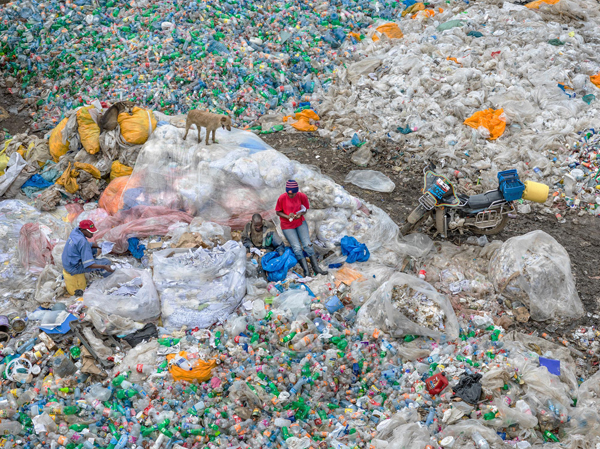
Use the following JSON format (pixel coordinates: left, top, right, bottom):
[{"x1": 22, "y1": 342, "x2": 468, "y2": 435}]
[
  {"x1": 522, "y1": 181, "x2": 549, "y2": 203},
  {"x1": 497, "y1": 169, "x2": 525, "y2": 202}
]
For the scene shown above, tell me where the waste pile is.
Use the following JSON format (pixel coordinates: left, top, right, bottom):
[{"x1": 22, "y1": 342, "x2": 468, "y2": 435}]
[{"x1": 0, "y1": 119, "x2": 596, "y2": 448}]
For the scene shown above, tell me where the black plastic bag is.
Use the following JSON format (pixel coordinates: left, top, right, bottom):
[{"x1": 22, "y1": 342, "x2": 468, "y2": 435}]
[
  {"x1": 452, "y1": 373, "x2": 482, "y2": 404},
  {"x1": 122, "y1": 323, "x2": 158, "y2": 348}
]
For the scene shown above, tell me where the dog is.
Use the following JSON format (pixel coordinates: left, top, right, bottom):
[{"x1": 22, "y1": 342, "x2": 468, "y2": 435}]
[
  {"x1": 183, "y1": 110, "x2": 232, "y2": 145},
  {"x1": 99, "y1": 101, "x2": 136, "y2": 133}
]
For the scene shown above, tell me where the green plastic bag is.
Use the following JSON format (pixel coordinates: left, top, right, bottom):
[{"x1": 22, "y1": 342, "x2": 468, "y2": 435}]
[{"x1": 437, "y1": 20, "x2": 464, "y2": 32}]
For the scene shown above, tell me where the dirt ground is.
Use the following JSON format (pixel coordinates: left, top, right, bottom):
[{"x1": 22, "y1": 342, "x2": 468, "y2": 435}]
[
  {"x1": 1, "y1": 89, "x2": 598, "y2": 344},
  {"x1": 261, "y1": 132, "x2": 600, "y2": 341}
]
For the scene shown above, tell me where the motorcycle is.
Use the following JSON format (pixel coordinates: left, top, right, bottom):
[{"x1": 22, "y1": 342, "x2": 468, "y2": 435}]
[{"x1": 401, "y1": 164, "x2": 548, "y2": 237}]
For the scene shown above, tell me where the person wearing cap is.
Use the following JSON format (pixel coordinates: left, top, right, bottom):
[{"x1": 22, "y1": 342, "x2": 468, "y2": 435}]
[
  {"x1": 275, "y1": 180, "x2": 328, "y2": 277},
  {"x1": 62, "y1": 220, "x2": 114, "y2": 278}
]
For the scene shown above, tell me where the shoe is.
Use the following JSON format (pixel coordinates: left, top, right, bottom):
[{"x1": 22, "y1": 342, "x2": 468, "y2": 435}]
[
  {"x1": 309, "y1": 255, "x2": 328, "y2": 275},
  {"x1": 298, "y1": 257, "x2": 310, "y2": 278}
]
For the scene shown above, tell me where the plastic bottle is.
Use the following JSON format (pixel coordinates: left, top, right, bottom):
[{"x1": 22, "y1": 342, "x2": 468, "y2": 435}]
[{"x1": 472, "y1": 431, "x2": 490, "y2": 449}]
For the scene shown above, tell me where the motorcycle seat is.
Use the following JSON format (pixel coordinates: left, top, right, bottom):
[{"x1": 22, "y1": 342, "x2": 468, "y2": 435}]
[{"x1": 465, "y1": 190, "x2": 505, "y2": 210}]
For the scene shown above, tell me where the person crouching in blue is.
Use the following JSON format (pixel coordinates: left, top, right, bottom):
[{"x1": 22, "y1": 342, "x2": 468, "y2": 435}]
[{"x1": 62, "y1": 220, "x2": 114, "y2": 278}]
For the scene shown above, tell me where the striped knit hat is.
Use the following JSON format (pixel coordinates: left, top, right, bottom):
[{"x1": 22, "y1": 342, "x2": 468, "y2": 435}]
[{"x1": 286, "y1": 180, "x2": 299, "y2": 193}]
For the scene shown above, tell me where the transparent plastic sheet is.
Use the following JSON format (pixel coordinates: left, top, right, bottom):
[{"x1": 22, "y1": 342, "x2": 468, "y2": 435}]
[
  {"x1": 503, "y1": 331, "x2": 578, "y2": 395},
  {"x1": 488, "y1": 230, "x2": 583, "y2": 321},
  {"x1": 34, "y1": 264, "x2": 64, "y2": 304},
  {"x1": 83, "y1": 268, "x2": 160, "y2": 322},
  {"x1": 151, "y1": 240, "x2": 246, "y2": 330},
  {"x1": 17, "y1": 222, "x2": 54, "y2": 273},
  {"x1": 272, "y1": 289, "x2": 311, "y2": 320},
  {"x1": 85, "y1": 307, "x2": 144, "y2": 336},
  {"x1": 91, "y1": 205, "x2": 193, "y2": 254},
  {"x1": 112, "y1": 340, "x2": 159, "y2": 383},
  {"x1": 356, "y1": 272, "x2": 459, "y2": 340}
]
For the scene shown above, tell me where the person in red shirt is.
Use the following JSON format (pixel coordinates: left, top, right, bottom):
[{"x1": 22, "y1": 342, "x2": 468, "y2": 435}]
[{"x1": 275, "y1": 180, "x2": 328, "y2": 277}]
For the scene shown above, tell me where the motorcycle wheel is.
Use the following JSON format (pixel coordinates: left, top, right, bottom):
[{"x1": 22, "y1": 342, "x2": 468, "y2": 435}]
[
  {"x1": 401, "y1": 206, "x2": 430, "y2": 235},
  {"x1": 472, "y1": 214, "x2": 508, "y2": 235}
]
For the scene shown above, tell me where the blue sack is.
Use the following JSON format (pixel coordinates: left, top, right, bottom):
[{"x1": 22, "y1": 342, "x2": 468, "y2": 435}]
[
  {"x1": 127, "y1": 237, "x2": 146, "y2": 260},
  {"x1": 261, "y1": 248, "x2": 298, "y2": 282},
  {"x1": 340, "y1": 236, "x2": 370, "y2": 264}
]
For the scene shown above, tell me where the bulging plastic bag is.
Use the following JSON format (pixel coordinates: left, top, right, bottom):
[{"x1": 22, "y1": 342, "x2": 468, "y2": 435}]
[
  {"x1": 357, "y1": 272, "x2": 459, "y2": 340},
  {"x1": 488, "y1": 230, "x2": 583, "y2": 321},
  {"x1": 118, "y1": 107, "x2": 157, "y2": 145},
  {"x1": 83, "y1": 268, "x2": 160, "y2": 322},
  {"x1": 86, "y1": 306, "x2": 144, "y2": 335},
  {"x1": 49, "y1": 117, "x2": 70, "y2": 162},
  {"x1": 76, "y1": 106, "x2": 101, "y2": 155},
  {"x1": 152, "y1": 241, "x2": 246, "y2": 330}
]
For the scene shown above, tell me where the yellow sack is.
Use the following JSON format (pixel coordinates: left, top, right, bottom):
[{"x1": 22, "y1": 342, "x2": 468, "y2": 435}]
[
  {"x1": 372, "y1": 23, "x2": 404, "y2": 41},
  {"x1": 284, "y1": 109, "x2": 320, "y2": 132},
  {"x1": 74, "y1": 162, "x2": 101, "y2": 179},
  {"x1": 526, "y1": 0, "x2": 559, "y2": 8},
  {"x1": 49, "y1": 117, "x2": 70, "y2": 162},
  {"x1": 348, "y1": 32, "x2": 362, "y2": 41},
  {"x1": 56, "y1": 162, "x2": 79, "y2": 194},
  {"x1": 166, "y1": 352, "x2": 217, "y2": 383},
  {"x1": 401, "y1": 3, "x2": 424, "y2": 17},
  {"x1": 118, "y1": 107, "x2": 157, "y2": 145},
  {"x1": 63, "y1": 270, "x2": 87, "y2": 295},
  {"x1": 110, "y1": 161, "x2": 133, "y2": 181},
  {"x1": 76, "y1": 106, "x2": 101, "y2": 155},
  {"x1": 464, "y1": 108, "x2": 506, "y2": 140},
  {"x1": 591, "y1": 72, "x2": 600, "y2": 88},
  {"x1": 0, "y1": 140, "x2": 10, "y2": 176}
]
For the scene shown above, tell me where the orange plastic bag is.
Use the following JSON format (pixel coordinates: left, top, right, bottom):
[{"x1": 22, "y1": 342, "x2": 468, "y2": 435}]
[
  {"x1": 99, "y1": 176, "x2": 130, "y2": 215},
  {"x1": 446, "y1": 57, "x2": 462, "y2": 66},
  {"x1": 412, "y1": 9, "x2": 435, "y2": 19},
  {"x1": 526, "y1": 0, "x2": 559, "y2": 8},
  {"x1": 348, "y1": 32, "x2": 361, "y2": 41},
  {"x1": 334, "y1": 265, "x2": 366, "y2": 289},
  {"x1": 56, "y1": 162, "x2": 79, "y2": 194},
  {"x1": 464, "y1": 108, "x2": 506, "y2": 140},
  {"x1": 74, "y1": 162, "x2": 101, "y2": 179},
  {"x1": 166, "y1": 352, "x2": 217, "y2": 383},
  {"x1": 284, "y1": 109, "x2": 320, "y2": 132},
  {"x1": 49, "y1": 117, "x2": 70, "y2": 162},
  {"x1": 110, "y1": 161, "x2": 133, "y2": 181},
  {"x1": 591, "y1": 73, "x2": 600, "y2": 88},
  {"x1": 76, "y1": 106, "x2": 101, "y2": 155},
  {"x1": 118, "y1": 107, "x2": 157, "y2": 145},
  {"x1": 372, "y1": 23, "x2": 403, "y2": 41}
]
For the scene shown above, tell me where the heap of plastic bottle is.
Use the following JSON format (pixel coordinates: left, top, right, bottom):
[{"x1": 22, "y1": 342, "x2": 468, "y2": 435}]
[
  {"x1": 0, "y1": 275, "x2": 578, "y2": 449},
  {"x1": 0, "y1": 0, "x2": 412, "y2": 131}
]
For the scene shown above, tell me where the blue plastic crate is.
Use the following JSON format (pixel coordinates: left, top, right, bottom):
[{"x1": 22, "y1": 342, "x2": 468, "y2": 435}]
[{"x1": 497, "y1": 169, "x2": 525, "y2": 201}]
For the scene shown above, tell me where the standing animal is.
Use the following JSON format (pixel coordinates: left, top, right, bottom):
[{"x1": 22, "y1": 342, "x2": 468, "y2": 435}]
[
  {"x1": 183, "y1": 110, "x2": 232, "y2": 145},
  {"x1": 98, "y1": 101, "x2": 136, "y2": 133}
]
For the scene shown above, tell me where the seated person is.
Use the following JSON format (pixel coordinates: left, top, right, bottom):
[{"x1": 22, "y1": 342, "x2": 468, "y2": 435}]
[
  {"x1": 242, "y1": 214, "x2": 285, "y2": 257},
  {"x1": 62, "y1": 220, "x2": 114, "y2": 278}
]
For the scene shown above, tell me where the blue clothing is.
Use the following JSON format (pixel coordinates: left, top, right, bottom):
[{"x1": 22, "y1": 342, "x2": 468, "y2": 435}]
[
  {"x1": 282, "y1": 222, "x2": 314, "y2": 260},
  {"x1": 62, "y1": 228, "x2": 112, "y2": 276}
]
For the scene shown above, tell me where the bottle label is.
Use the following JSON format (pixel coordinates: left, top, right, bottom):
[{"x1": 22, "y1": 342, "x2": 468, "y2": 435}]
[{"x1": 137, "y1": 364, "x2": 144, "y2": 373}]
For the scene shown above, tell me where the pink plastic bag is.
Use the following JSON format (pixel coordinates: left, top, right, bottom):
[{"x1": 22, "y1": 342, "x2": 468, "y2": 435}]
[
  {"x1": 18, "y1": 223, "x2": 54, "y2": 273},
  {"x1": 92, "y1": 206, "x2": 193, "y2": 253}
]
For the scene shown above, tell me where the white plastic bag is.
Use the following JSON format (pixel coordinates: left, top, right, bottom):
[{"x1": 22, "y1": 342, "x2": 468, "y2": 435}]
[
  {"x1": 345, "y1": 170, "x2": 396, "y2": 192},
  {"x1": 83, "y1": 268, "x2": 160, "y2": 322}
]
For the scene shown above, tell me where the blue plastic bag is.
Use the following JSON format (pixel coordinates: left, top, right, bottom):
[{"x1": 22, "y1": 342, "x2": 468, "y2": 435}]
[
  {"x1": 340, "y1": 236, "x2": 370, "y2": 264},
  {"x1": 261, "y1": 248, "x2": 298, "y2": 282},
  {"x1": 127, "y1": 237, "x2": 146, "y2": 260}
]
